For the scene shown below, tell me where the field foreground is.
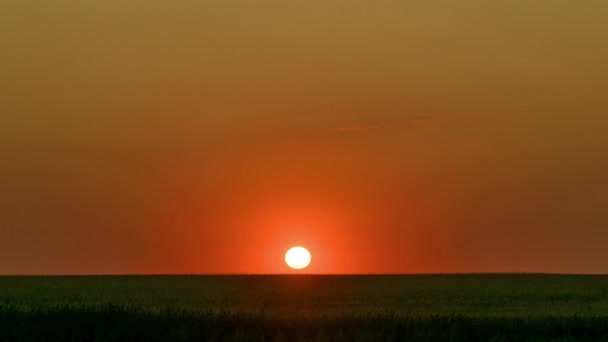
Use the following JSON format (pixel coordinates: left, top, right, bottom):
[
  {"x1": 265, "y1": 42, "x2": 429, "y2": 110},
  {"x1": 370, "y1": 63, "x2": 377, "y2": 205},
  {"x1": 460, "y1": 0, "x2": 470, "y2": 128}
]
[{"x1": 1, "y1": 274, "x2": 608, "y2": 341}]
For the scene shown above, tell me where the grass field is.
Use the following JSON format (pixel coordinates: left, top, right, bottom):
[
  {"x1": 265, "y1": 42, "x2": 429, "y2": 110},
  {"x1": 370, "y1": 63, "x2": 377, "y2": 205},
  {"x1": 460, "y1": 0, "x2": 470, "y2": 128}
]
[{"x1": 1, "y1": 274, "x2": 608, "y2": 341}]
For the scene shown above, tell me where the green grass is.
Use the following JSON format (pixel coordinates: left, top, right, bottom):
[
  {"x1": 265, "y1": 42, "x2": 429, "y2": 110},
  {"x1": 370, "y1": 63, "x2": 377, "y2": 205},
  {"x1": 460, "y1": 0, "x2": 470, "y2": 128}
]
[{"x1": 1, "y1": 274, "x2": 608, "y2": 341}]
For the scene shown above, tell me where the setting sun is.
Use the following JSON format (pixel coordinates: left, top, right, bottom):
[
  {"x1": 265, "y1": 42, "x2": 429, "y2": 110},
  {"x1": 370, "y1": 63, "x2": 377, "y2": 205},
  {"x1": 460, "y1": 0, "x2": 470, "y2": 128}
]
[{"x1": 285, "y1": 247, "x2": 311, "y2": 270}]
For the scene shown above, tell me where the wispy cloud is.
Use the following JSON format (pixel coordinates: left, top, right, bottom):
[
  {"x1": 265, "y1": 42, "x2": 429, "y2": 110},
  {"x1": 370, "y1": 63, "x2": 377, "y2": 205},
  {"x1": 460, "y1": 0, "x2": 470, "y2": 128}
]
[
  {"x1": 336, "y1": 124, "x2": 381, "y2": 132},
  {"x1": 326, "y1": 115, "x2": 432, "y2": 133},
  {"x1": 409, "y1": 115, "x2": 432, "y2": 123}
]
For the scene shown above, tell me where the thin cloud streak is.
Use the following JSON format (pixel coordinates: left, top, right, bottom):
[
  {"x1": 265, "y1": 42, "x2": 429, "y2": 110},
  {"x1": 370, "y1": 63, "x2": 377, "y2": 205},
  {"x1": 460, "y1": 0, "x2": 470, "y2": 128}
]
[{"x1": 336, "y1": 124, "x2": 381, "y2": 132}]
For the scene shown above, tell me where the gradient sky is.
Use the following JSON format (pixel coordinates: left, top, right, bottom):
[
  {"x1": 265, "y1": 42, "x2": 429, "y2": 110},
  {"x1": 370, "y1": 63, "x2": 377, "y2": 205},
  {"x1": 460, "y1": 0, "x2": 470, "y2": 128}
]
[{"x1": 2, "y1": 1, "x2": 608, "y2": 274}]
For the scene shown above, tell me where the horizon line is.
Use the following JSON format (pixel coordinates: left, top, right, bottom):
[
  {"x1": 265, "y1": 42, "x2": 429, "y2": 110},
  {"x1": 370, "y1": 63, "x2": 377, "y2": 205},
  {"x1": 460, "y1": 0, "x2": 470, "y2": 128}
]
[{"x1": 1, "y1": 272, "x2": 607, "y2": 277}]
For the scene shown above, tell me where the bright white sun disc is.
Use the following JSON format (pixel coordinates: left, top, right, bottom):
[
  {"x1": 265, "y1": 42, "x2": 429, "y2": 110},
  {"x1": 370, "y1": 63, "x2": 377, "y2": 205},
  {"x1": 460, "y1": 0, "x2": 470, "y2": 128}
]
[{"x1": 285, "y1": 247, "x2": 311, "y2": 269}]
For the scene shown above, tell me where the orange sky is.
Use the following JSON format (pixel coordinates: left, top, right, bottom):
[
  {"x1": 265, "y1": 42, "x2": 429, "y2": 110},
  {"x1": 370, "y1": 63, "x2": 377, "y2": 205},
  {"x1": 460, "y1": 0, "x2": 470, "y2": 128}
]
[{"x1": 1, "y1": 1, "x2": 608, "y2": 274}]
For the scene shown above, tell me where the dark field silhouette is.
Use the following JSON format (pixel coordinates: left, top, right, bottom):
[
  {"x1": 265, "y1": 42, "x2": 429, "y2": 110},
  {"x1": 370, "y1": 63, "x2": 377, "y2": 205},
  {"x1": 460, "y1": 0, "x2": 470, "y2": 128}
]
[{"x1": 1, "y1": 274, "x2": 608, "y2": 341}]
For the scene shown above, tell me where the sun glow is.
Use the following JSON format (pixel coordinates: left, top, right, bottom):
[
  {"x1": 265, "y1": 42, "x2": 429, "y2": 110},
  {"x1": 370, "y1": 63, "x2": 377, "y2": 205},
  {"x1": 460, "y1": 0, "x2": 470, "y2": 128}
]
[{"x1": 285, "y1": 247, "x2": 311, "y2": 270}]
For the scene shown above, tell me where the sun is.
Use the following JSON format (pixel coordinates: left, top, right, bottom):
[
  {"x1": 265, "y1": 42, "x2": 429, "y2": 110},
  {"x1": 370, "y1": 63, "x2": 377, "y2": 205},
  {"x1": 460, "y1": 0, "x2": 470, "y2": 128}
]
[{"x1": 285, "y1": 246, "x2": 311, "y2": 270}]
